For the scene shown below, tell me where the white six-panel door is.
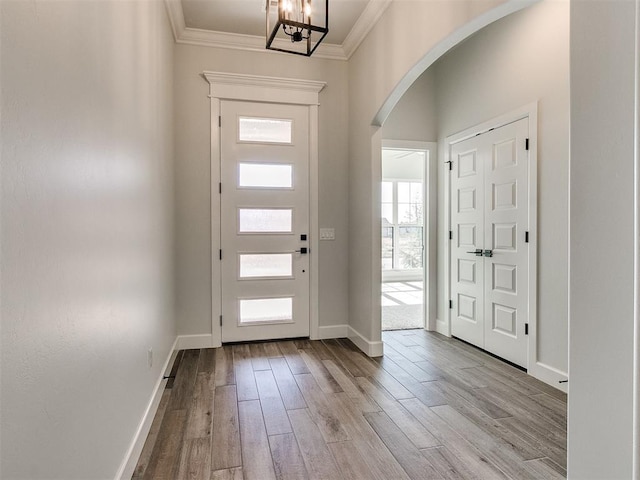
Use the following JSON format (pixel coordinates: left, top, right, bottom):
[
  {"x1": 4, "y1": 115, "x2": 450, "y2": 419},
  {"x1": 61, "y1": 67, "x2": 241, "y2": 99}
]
[
  {"x1": 220, "y1": 100, "x2": 310, "y2": 342},
  {"x1": 450, "y1": 141, "x2": 485, "y2": 347},
  {"x1": 450, "y1": 117, "x2": 530, "y2": 367}
]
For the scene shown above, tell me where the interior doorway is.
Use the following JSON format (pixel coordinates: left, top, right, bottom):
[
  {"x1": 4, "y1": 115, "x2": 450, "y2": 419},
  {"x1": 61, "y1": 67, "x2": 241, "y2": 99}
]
[{"x1": 381, "y1": 145, "x2": 428, "y2": 331}]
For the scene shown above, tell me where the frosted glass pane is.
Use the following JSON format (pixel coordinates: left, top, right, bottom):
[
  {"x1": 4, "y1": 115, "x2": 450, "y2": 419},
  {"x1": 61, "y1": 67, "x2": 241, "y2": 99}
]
[
  {"x1": 239, "y1": 117, "x2": 292, "y2": 144},
  {"x1": 240, "y1": 298, "x2": 293, "y2": 323},
  {"x1": 239, "y1": 208, "x2": 293, "y2": 233},
  {"x1": 239, "y1": 254, "x2": 292, "y2": 278},
  {"x1": 239, "y1": 163, "x2": 293, "y2": 188}
]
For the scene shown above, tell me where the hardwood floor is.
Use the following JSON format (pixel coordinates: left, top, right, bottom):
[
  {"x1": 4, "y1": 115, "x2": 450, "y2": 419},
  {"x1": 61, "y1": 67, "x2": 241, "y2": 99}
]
[{"x1": 133, "y1": 330, "x2": 567, "y2": 480}]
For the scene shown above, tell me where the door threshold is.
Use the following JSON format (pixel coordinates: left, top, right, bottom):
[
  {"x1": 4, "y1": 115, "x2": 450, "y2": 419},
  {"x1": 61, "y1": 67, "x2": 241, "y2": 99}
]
[
  {"x1": 451, "y1": 336, "x2": 527, "y2": 372},
  {"x1": 221, "y1": 336, "x2": 310, "y2": 346}
]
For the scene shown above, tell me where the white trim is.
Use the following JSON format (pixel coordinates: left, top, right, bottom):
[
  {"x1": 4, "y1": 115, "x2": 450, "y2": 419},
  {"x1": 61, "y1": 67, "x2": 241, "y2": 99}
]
[
  {"x1": 203, "y1": 72, "x2": 326, "y2": 95},
  {"x1": 164, "y1": 0, "x2": 186, "y2": 42},
  {"x1": 180, "y1": 28, "x2": 347, "y2": 61},
  {"x1": 115, "y1": 337, "x2": 179, "y2": 480},
  {"x1": 163, "y1": 0, "x2": 392, "y2": 60},
  {"x1": 309, "y1": 104, "x2": 320, "y2": 340},
  {"x1": 342, "y1": 0, "x2": 393, "y2": 59},
  {"x1": 211, "y1": 95, "x2": 223, "y2": 349},
  {"x1": 633, "y1": 1, "x2": 640, "y2": 476},
  {"x1": 372, "y1": 130, "x2": 384, "y2": 348},
  {"x1": 317, "y1": 324, "x2": 350, "y2": 339},
  {"x1": 530, "y1": 361, "x2": 568, "y2": 394},
  {"x1": 203, "y1": 72, "x2": 326, "y2": 107},
  {"x1": 205, "y1": 72, "x2": 324, "y2": 344},
  {"x1": 177, "y1": 334, "x2": 215, "y2": 350},
  {"x1": 349, "y1": 326, "x2": 384, "y2": 357},
  {"x1": 435, "y1": 318, "x2": 448, "y2": 336},
  {"x1": 163, "y1": 0, "x2": 347, "y2": 60},
  {"x1": 372, "y1": 0, "x2": 539, "y2": 127},
  {"x1": 443, "y1": 104, "x2": 559, "y2": 389}
]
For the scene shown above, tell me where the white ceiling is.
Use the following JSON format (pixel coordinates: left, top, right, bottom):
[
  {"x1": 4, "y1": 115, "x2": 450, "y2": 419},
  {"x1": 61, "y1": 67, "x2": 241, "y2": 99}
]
[
  {"x1": 166, "y1": 0, "x2": 392, "y2": 60},
  {"x1": 181, "y1": 0, "x2": 370, "y2": 45}
]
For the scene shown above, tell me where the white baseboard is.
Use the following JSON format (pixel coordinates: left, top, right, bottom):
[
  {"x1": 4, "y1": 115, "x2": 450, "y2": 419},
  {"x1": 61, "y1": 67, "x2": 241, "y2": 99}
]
[
  {"x1": 317, "y1": 324, "x2": 349, "y2": 339},
  {"x1": 529, "y1": 361, "x2": 568, "y2": 394},
  {"x1": 348, "y1": 326, "x2": 384, "y2": 357},
  {"x1": 115, "y1": 336, "x2": 179, "y2": 480},
  {"x1": 176, "y1": 334, "x2": 214, "y2": 350},
  {"x1": 435, "y1": 318, "x2": 450, "y2": 337}
]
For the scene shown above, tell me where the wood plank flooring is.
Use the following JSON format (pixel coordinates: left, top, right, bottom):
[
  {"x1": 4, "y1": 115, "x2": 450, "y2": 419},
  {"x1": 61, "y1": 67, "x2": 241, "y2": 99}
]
[{"x1": 133, "y1": 330, "x2": 567, "y2": 480}]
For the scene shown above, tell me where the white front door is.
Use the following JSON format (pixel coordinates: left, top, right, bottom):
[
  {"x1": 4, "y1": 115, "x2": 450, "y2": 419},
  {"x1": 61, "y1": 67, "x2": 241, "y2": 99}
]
[
  {"x1": 220, "y1": 100, "x2": 310, "y2": 342},
  {"x1": 450, "y1": 117, "x2": 530, "y2": 367}
]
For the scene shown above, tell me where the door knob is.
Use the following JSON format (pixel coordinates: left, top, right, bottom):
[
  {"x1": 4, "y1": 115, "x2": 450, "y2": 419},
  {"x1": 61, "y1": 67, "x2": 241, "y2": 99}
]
[
  {"x1": 295, "y1": 247, "x2": 308, "y2": 254},
  {"x1": 483, "y1": 249, "x2": 493, "y2": 257},
  {"x1": 466, "y1": 249, "x2": 483, "y2": 256}
]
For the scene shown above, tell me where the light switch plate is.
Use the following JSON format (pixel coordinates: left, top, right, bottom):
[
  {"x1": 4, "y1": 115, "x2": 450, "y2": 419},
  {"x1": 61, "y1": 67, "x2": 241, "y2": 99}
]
[{"x1": 319, "y1": 228, "x2": 335, "y2": 240}]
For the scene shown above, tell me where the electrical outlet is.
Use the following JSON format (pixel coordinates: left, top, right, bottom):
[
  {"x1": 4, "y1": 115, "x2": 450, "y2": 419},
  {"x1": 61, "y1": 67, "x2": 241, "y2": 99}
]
[{"x1": 147, "y1": 348, "x2": 153, "y2": 368}]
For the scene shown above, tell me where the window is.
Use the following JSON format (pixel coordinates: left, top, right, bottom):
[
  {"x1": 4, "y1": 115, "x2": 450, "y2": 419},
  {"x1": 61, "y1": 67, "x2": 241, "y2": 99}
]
[
  {"x1": 381, "y1": 180, "x2": 423, "y2": 271},
  {"x1": 238, "y1": 117, "x2": 293, "y2": 144},
  {"x1": 238, "y1": 208, "x2": 293, "y2": 233},
  {"x1": 238, "y1": 163, "x2": 293, "y2": 189}
]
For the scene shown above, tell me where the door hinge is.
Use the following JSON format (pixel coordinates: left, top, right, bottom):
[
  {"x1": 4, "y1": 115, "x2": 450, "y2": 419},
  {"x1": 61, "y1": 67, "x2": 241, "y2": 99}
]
[
  {"x1": 525, "y1": 231, "x2": 529, "y2": 243},
  {"x1": 219, "y1": 249, "x2": 222, "y2": 260},
  {"x1": 219, "y1": 315, "x2": 223, "y2": 326},
  {"x1": 449, "y1": 231, "x2": 453, "y2": 240},
  {"x1": 218, "y1": 116, "x2": 222, "y2": 128},
  {"x1": 449, "y1": 300, "x2": 453, "y2": 309},
  {"x1": 525, "y1": 323, "x2": 529, "y2": 335},
  {"x1": 525, "y1": 138, "x2": 529, "y2": 151},
  {"x1": 219, "y1": 182, "x2": 222, "y2": 194}
]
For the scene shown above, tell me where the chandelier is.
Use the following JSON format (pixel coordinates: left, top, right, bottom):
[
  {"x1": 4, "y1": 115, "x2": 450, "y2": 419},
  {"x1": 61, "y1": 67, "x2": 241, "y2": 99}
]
[{"x1": 266, "y1": 0, "x2": 329, "y2": 57}]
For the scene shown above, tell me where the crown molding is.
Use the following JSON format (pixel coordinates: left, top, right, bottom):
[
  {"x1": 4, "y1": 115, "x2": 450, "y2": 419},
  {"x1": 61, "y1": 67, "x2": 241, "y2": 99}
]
[
  {"x1": 164, "y1": 0, "x2": 186, "y2": 41},
  {"x1": 342, "y1": 0, "x2": 393, "y2": 58},
  {"x1": 203, "y1": 71, "x2": 326, "y2": 105},
  {"x1": 203, "y1": 71, "x2": 326, "y2": 93},
  {"x1": 179, "y1": 27, "x2": 347, "y2": 61},
  {"x1": 164, "y1": 0, "x2": 391, "y2": 61}
]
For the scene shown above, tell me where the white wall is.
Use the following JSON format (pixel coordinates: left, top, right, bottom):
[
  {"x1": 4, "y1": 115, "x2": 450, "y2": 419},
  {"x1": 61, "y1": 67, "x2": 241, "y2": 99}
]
[
  {"x1": 173, "y1": 44, "x2": 349, "y2": 336},
  {"x1": 381, "y1": 69, "x2": 437, "y2": 142},
  {"x1": 380, "y1": 70, "x2": 439, "y2": 327},
  {"x1": 0, "y1": 1, "x2": 176, "y2": 478},
  {"x1": 347, "y1": 0, "x2": 524, "y2": 346},
  {"x1": 433, "y1": 0, "x2": 569, "y2": 378},
  {"x1": 569, "y1": 1, "x2": 637, "y2": 477}
]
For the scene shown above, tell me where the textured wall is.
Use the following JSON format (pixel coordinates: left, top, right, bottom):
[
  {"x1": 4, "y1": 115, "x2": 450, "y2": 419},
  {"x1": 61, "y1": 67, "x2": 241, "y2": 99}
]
[
  {"x1": 347, "y1": 0, "x2": 519, "y2": 342},
  {"x1": 0, "y1": 1, "x2": 176, "y2": 478},
  {"x1": 173, "y1": 44, "x2": 350, "y2": 336},
  {"x1": 433, "y1": 0, "x2": 570, "y2": 377},
  {"x1": 569, "y1": 1, "x2": 636, "y2": 477}
]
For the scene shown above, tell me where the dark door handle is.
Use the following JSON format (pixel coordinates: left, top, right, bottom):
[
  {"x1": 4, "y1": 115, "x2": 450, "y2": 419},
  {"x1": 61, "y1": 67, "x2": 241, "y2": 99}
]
[
  {"x1": 295, "y1": 247, "x2": 308, "y2": 254},
  {"x1": 466, "y1": 249, "x2": 483, "y2": 256}
]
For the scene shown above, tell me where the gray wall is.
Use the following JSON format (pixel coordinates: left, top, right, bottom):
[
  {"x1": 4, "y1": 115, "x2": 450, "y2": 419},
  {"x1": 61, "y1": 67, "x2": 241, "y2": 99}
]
[
  {"x1": 347, "y1": 0, "x2": 515, "y2": 344},
  {"x1": 433, "y1": 0, "x2": 570, "y2": 377},
  {"x1": 381, "y1": 69, "x2": 437, "y2": 142},
  {"x1": 569, "y1": 1, "x2": 636, "y2": 477},
  {"x1": 0, "y1": 1, "x2": 176, "y2": 478},
  {"x1": 173, "y1": 44, "x2": 350, "y2": 335}
]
